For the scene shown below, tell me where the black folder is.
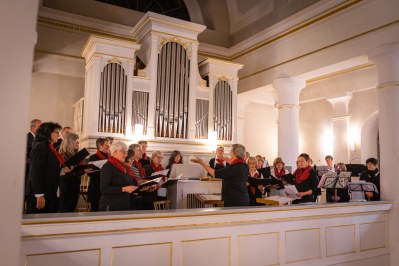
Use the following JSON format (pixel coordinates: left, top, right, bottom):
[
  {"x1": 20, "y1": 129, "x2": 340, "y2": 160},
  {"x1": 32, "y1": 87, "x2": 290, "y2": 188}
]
[
  {"x1": 134, "y1": 177, "x2": 163, "y2": 191},
  {"x1": 64, "y1": 148, "x2": 90, "y2": 167},
  {"x1": 71, "y1": 164, "x2": 100, "y2": 173},
  {"x1": 258, "y1": 167, "x2": 271, "y2": 178},
  {"x1": 280, "y1": 173, "x2": 295, "y2": 185},
  {"x1": 247, "y1": 176, "x2": 273, "y2": 187}
]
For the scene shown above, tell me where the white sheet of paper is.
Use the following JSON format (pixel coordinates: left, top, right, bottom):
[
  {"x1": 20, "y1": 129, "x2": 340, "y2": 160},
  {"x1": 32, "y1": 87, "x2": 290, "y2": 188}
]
[
  {"x1": 284, "y1": 185, "x2": 300, "y2": 198},
  {"x1": 151, "y1": 169, "x2": 169, "y2": 176},
  {"x1": 89, "y1": 159, "x2": 107, "y2": 169}
]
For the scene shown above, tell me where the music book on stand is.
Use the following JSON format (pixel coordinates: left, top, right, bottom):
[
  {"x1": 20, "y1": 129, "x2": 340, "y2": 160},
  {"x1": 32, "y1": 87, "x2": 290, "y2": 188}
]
[
  {"x1": 161, "y1": 173, "x2": 183, "y2": 188},
  {"x1": 258, "y1": 195, "x2": 295, "y2": 205}
]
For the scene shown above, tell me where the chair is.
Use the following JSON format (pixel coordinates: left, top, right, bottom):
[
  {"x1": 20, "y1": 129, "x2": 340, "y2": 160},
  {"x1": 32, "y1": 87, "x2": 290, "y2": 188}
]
[
  {"x1": 76, "y1": 174, "x2": 91, "y2": 212},
  {"x1": 153, "y1": 200, "x2": 171, "y2": 210}
]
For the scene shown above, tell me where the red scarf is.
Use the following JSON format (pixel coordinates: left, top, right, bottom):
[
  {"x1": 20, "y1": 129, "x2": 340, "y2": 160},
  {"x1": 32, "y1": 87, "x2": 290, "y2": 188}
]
[
  {"x1": 216, "y1": 158, "x2": 225, "y2": 167},
  {"x1": 96, "y1": 150, "x2": 108, "y2": 160},
  {"x1": 133, "y1": 160, "x2": 147, "y2": 177},
  {"x1": 230, "y1": 158, "x2": 246, "y2": 165},
  {"x1": 249, "y1": 171, "x2": 259, "y2": 195},
  {"x1": 49, "y1": 143, "x2": 65, "y2": 166},
  {"x1": 274, "y1": 167, "x2": 286, "y2": 178},
  {"x1": 293, "y1": 166, "x2": 311, "y2": 184},
  {"x1": 108, "y1": 156, "x2": 126, "y2": 173},
  {"x1": 151, "y1": 162, "x2": 164, "y2": 172},
  {"x1": 142, "y1": 153, "x2": 149, "y2": 161}
]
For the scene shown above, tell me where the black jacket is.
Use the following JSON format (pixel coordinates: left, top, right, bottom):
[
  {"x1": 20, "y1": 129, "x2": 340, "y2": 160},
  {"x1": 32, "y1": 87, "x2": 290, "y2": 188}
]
[
  {"x1": 215, "y1": 162, "x2": 250, "y2": 207},
  {"x1": 99, "y1": 162, "x2": 137, "y2": 211},
  {"x1": 28, "y1": 141, "x2": 61, "y2": 196}
]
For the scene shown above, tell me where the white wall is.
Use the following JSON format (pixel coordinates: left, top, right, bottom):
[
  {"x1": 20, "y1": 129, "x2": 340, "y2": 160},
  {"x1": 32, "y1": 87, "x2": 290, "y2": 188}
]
[
  {"x1": 243, "y1": 102, "x2": 278, "y2": 162},
  {"x1": 29, "y1": 71, "x2": 84, "y2": 128}
]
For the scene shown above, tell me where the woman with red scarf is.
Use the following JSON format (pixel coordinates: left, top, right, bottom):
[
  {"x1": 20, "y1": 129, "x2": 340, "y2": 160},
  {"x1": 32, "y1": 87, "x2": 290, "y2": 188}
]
[
  {"x1": 269, "y1": 157, "x2": 290, "y2": 197},
  {"x1": 246, "y1": 157, "x2": 264, "y2": 206},
  {"x1": 129, "y1": 143, "x2": 158, "y2": 209},
  {"x1": 87, "y1": 137, "x2": 110, "y2": 211},
  {"x1": 292, "y1": 153, "x2": 319, "y2": 203},
  {"x1": 27, "y1": 122, "x2": 63, "y2": 213},
  {"x1": 99, "y1": 142, "x2": 138, "y2": 211},
  {"x1": 191, "y1": 144, "x2": 250, "y2": 207}
]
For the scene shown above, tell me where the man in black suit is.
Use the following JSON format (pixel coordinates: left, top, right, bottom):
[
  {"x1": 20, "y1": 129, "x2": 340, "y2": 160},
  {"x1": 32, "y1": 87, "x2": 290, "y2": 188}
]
[{"x1": 24, "y1": 119, "x2": 41, "y2": 213}]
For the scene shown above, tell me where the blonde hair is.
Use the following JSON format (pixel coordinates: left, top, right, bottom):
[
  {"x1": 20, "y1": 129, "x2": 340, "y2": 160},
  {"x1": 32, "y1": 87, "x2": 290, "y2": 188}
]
[
  {"x1": 273, "y1": 157, "x2": 285, "y2": 167},
  {"x1": 59, "y1": 133, "x2": 79, "y2": 160},
  {"x1": 151, "y1": 151, "x2": 162, "y2": 160}
]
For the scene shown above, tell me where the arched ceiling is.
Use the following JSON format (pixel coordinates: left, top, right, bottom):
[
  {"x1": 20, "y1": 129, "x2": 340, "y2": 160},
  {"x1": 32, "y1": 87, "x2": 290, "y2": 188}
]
[
  {"x1": 95, "y1": 0, "x2": 191, "y2": 22},
  {"x1": 41, "y1": 0, "x2": 321, "y2": 48}
]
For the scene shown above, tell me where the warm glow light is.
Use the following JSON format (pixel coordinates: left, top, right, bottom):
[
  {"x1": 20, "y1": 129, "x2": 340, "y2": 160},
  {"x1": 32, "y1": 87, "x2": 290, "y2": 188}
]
[
  {"x1": 208, "y1": 131, "x2": 218, "y2": 151},
  {"x1": 348, "y1": 124, "x2": 359, "y2": 151},
  {"x1": 133, "y1": 124, "x2": 144, "y2": 142},
  {"x1": 321, "y1": 127, "x2": 333, "y2": 156}
]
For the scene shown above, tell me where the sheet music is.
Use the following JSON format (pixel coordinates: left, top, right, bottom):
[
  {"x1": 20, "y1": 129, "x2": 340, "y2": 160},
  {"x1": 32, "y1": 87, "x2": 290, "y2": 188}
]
[
  {"x1": 284, "y1": 185, "x2": 300, "y2": 198},
  {"x1": 151, "y1": 169, "x2": 169, "y2": 176},
  {"x1": 88, "y1": 159, "x2": 107, "y2": 169}
]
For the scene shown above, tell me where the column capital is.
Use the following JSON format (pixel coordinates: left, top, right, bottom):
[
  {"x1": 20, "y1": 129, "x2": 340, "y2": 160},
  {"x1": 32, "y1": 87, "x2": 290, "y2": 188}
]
[
  {"x1": 326, "y1": 92, "x2": 353, "y2": 118},
  {"x1": 369, "y1": 43, "x2": 399, "y2": 84},
  {"x1": 273, "y1": 77, "x2": 306, "y2": 106}
]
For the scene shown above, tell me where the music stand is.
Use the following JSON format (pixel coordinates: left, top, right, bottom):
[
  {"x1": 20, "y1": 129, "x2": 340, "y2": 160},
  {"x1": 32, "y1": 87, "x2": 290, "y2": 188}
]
[
  {"x1": 316, "y1": 166, "x2": 330, "y2": 178},
  {"x1": 321, "y1": 172, "x2": 351, "y2": 202},
  {"x1": 348, "y1": 182, "x2": 379, "y2": 202}
]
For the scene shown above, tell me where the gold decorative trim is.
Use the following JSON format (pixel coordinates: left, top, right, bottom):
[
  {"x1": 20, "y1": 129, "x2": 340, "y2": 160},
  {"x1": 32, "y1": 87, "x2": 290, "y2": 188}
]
[
  {"x1": 38, "y1": 17, "x2": 136, "y2": 42},
  {"x1": 21, "y1": 209, "x2": 390, "y2": 239},
  {"x1": 275, "y1": 103, "x2": 300, "y2": 109},
  {"x1": 108, "y1": 57, "x2": 122, "y2": 64},
  {"x1": 22, "y1": 202, "x2": 391, "y2": 225},
  {"x1": 240, "y1": 19, "x2": 399, "y2": 81},
  {"x1": 377, "y1": 82, "x2": 399, "y2": 90},
  {"x1": 325, "y1": 224, "x2": 356, "y2": 257},
  {"x1": 233, "y1": 0, "x2": 365, "y2": 60},
  {"x1": 307, "y1": 63, "x2": 374, "y2": 84},
  {"x1": 331, "y1": 116, "x2": 350, "y2": 121},
  {"x1": 285, "y1": 228, "x2": 321, "y2": 263},
  {"x1": 34, "y1": 49, "x2": 84, "y2": 60},
  {"x1": 111, "y1": 242, "x2": 172, "y2": 266},
  {"x1": 25, "y1": 248, "x2": 101, "y2": 266}
]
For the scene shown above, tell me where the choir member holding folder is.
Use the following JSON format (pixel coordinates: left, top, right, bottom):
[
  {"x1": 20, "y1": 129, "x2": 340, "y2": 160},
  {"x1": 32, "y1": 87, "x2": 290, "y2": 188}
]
[
  {"x1": 269, "y1": 157, "x2": 290, "y2": 197},
  {"x1": 291, "y1": 153, "x2": 319, "y2": 203},
  {"x1": 88, "y1": 138, "x2": 110, "y2": 211},
  {"x1": 191, "y1": 144, "x2": 250, "y2": 207},
  {"x1": 28, "y1": 122, "x2": 63, "y2": 213},
  {"x1": 246, "y1": 157, "x2": 264, "y2": 206},
  {"x1": 99, "y1": 142, "x2": 139, "y2": 211},
  {"x1": 129, "y1": 144, "x2": 159, "y2": 210},
  {"x1": 59, "y1": 133, "x2": 93, "y2": 212}
]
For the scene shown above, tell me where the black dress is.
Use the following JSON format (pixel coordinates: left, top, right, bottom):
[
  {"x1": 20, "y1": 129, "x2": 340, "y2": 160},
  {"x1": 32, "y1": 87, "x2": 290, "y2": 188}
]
[
  {"x1": 88, "y1": 152, "x2": 109, "y2": 211},
  {"x1": 360, "y1": 169, "x2": 380, "y2": 201},
  {"x1": 28, "y1": 141, "x2": 61, "y2": 213},
  {"x1": 99, "y1": 162, "x2": 137, "y2": 211},
  {"x1": 214, "y1": 162, "x2": 250, "y2": 207},
  {"x1": 59, "y1": 162, "x2": 85, "y2": 212}
]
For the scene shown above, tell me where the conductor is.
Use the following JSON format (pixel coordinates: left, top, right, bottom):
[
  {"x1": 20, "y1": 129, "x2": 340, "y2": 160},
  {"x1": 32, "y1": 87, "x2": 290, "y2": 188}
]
[{"x1": 191, "y1": 144, "x2": 250, "y2": 207}]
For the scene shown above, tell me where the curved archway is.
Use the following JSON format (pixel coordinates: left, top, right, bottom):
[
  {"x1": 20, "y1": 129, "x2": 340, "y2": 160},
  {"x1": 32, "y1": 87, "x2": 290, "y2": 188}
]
[{"x1": 361, "y1": 111, "x2": 379, "y2": 163}]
